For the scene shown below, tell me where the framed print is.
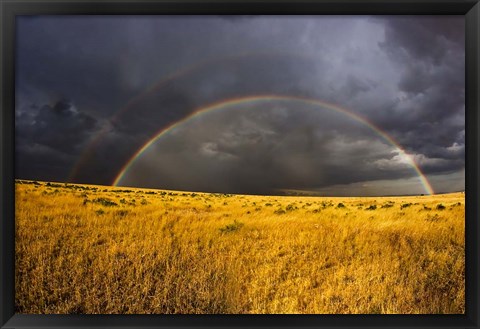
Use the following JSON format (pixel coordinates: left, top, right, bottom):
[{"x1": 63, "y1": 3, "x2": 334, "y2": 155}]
[{"x1": 1, "y1": 0, "x2": 479, "y2": 328}]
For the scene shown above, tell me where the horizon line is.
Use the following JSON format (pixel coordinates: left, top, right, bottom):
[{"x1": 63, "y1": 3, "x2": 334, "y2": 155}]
[{"x1": 14, "y1": 179, "x2": 464, "y2": 198}]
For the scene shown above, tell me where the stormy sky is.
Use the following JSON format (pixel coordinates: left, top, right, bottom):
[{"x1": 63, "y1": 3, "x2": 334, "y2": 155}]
[{"x1": 15, "y1": 15, "x2": 465, "y2": 196}]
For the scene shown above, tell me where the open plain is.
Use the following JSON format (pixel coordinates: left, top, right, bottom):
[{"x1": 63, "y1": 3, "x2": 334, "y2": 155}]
[{"x1": 15, "y1": 180, "x2": 464, "y2": 314}]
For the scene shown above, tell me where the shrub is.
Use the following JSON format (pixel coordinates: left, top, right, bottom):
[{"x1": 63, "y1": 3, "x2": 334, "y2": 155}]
[
  {"x1": 115, "y1": 210, "x2": 129, "y2": 217},
  {"x1": 219, "y1": 220, "x2": 244, "y2": 233},
  {"x1": 426, "y1": 214, "x2": 441, "y2": 222},
  {"x1": 47, "y1": 182, "x2": 63, "y2": 188},
  {"x1": 286, "y1": 204, "x2": 297, "y2": 211},
  {"x1": 366, "y1": 205, "x2": 377, "y2": 211},
  {"x1": 274, "y1": 209, "x2": 286, "y2": 215},
  {"x1": 401, "y1": 203, "x2": 413, "y2": 209},
  {"x1": 93, "y1": 198, "x2": 118, "y2": 207},
  {"x1": 436, "y1": 204, "x2": 446, "y2": 210},
  {"x1": 337, "y1": 203, "x2": 345, "y2": 208}
]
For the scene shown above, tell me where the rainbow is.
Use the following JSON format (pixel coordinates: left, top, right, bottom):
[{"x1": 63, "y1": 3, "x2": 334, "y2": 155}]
[{"x1": 112, "y1": 95, "x2": 435, "y2": 195}]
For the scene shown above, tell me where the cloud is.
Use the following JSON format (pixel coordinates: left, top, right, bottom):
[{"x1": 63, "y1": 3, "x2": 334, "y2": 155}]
[
  {"x1": 14, "y1": 15, "x2": 465, "y2": 194},
  {"x1": 15, "y1": 99, "x2": 102, "y2": 181},
  {"x1": 118, "y1": 102, "x2": 426, "y2": 195},
  {"x1": 379, "y1": 16, "x2": 464, "y2": 65},
  {"x1": 367, "y1": 16, "x2": 465, "y2": 177},
  {"x1": 16, "y1": 99, "x2": 99, "y2": 153}
]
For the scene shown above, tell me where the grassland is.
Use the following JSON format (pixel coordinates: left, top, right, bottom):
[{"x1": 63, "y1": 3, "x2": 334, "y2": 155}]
[{"x1": 15, "y1": 180, "x2": 464, "y2": 314}]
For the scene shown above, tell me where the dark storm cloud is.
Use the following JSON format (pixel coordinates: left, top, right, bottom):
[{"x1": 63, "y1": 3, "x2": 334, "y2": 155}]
[
  {"x1": 15, "y1": 15, "x2": 465, "y2": 194},
  {"x1": 379, "y1": 16, "x2": 464, "y2": 65},
  {"x1": 370, "y1": 16, "x2": 465, "y2": 178},
  {"x1": 16, "y1": 99, "x2": 99, "y2": 153},
  {"x1": 339, "y1": 75, "x2": 374, "y2": 100},
  {"x1": 15, "y1": 99, "x2": 102, "y2": 181},
  {"x1": 119, "y1": 104, "x2": 420, "y2": 195}
]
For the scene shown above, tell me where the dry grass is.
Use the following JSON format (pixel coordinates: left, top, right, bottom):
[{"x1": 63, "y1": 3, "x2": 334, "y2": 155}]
[{"x1": 15, "y1": 180, "x2": 465, "y2": 314}]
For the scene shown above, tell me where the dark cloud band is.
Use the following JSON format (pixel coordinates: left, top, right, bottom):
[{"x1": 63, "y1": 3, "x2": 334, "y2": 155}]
[{"x1": 114, "y1": 95, "x2": 434, "y2": 195}]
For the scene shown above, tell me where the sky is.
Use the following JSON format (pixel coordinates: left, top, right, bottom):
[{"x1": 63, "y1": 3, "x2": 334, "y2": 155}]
[{"x1": 15, "y1": 15, "x2": 465, "y2": 196}]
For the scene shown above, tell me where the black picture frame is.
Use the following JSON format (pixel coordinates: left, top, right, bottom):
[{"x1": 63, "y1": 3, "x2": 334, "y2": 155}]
[{"x1": 1, "y1": 1, "x2": 479, "y2": 328}]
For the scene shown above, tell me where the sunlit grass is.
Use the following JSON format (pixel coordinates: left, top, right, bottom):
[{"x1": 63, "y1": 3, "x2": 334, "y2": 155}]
[{"x1": 15, "y1": 180, "x2": 465, "y2": 314}]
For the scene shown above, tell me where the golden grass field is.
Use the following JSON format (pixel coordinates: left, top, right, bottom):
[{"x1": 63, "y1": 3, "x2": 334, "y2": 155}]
[{"x1": 15, "y1": 180, "x2": 465, "y2": 314}]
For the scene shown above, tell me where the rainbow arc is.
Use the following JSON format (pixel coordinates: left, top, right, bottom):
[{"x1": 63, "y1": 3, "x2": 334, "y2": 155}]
[{"x1": 112, "y1": 95, "x2": 434, "y2": 195}]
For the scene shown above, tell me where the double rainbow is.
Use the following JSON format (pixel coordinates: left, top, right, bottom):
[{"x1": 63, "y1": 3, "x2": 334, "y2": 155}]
[{"x1": 112, "y1": 94, "x2": 434, "y2": 195}]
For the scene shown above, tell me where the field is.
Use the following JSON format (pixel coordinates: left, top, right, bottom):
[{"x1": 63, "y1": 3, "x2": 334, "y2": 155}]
[{"x1": 15, "y1": 180, "x2": 465, "y2": 314}]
